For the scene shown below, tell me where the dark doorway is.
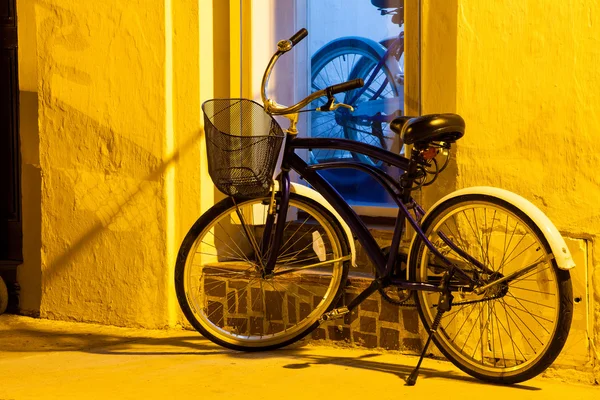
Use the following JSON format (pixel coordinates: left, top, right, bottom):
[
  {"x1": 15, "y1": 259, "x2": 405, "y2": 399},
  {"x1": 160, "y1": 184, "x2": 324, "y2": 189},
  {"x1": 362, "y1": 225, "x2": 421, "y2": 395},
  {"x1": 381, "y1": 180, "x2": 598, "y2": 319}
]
[{"x1": 0, "y1": 0, "x2": 22, "y2": 266}]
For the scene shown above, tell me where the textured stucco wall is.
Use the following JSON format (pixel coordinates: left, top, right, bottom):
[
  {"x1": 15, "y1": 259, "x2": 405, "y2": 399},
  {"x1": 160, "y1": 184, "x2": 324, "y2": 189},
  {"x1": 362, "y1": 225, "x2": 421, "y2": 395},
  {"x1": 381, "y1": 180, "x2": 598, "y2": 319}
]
[
  {"x1": 35, "y1": 0, "x2": 170, "y2": 327},
  {"x1": 422, "y1": 0, "x2": 599, "y2": 377},
  {"x1": 18, "y1": 0, "x2": 221, "y2": 328}
]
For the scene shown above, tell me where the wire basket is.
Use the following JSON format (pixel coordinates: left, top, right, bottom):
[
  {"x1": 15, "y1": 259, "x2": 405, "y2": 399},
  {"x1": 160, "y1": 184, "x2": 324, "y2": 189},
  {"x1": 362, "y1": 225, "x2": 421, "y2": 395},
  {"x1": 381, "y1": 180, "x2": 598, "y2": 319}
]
[{"x1": 202, "y1": 99, "x2": 285, "y2": 198}]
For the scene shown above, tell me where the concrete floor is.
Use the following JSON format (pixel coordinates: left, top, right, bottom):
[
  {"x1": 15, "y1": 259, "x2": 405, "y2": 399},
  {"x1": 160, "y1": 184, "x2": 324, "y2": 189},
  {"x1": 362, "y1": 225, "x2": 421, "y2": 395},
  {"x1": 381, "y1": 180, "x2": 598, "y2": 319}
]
[{"x1": 0, "y1": 315, "x2": 598, "y2": 399}]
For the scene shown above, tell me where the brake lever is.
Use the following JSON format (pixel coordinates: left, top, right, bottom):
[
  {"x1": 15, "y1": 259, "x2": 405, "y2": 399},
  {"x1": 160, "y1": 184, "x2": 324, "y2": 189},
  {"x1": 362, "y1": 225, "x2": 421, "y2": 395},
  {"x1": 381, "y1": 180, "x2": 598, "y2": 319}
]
[
  {"x1": 316, "y1": 93, "x2": 354, "y2": 112},
  {"x1": 317, "y1": 93, "x2": 335, "y2": 112},
  {"x1": 330, "y1": 103, "x2": 354, "y2": 112}
]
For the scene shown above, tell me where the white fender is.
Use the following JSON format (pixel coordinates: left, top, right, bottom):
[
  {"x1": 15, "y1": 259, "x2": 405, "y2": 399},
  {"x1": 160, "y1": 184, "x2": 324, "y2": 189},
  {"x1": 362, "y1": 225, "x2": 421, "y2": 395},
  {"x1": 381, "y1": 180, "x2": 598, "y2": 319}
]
[
  {"x1": 420, "y1": 186, "x2": 575, "y2": 270},
  {"x1": 287, "y1": 182, "x2": 357, "y2": 267}
]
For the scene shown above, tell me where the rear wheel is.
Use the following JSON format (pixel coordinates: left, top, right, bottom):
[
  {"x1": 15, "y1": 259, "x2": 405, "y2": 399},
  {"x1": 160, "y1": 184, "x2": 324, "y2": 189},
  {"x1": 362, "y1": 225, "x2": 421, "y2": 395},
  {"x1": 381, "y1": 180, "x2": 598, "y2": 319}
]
[
  {"x1": 409, "y1": 195, "x2": 572, "y2": 383},
  {"x1": 175, "y1": 193, "x2": 350, "y2": 351}
]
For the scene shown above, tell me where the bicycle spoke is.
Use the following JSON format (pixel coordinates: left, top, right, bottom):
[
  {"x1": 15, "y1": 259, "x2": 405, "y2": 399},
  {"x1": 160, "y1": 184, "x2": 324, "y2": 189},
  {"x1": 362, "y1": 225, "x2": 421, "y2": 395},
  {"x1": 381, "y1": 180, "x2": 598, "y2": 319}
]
[
  {"x1": 278, "y1": 233, "x2": 317, "y2": 264},
  {"x1": 445, "y1": 216, "x2": 469, "y2": 252},
  {"x1": 208, "y1": 226, "x2": 252, "y2": 264},
  {"x1": 500, "y1": 298, "x2": 546, "y2": 346},
  {"x1": 232, "y1": 203, "x2": 265, "y2": 265},
  {"x1": 500, "y1": 298, "x2": 517, "y2": 367},
  {"x1": 506, "y1": 292, "x2": 555, "y2": 310},
  {"x1": 454, "y1": 301, "x2": 484, "y2": 346},
  {"x1": 193, "y1": 250, "x2": 242, "y2": 261},
  {"x1": 498, "y1": 301, "x2": 553, "y2": 324},
  {"x1": 493, "y1": 301, "x2": 507, "y2": 368},
  {"x1": 441, "y1": 303, "x2": 467, "y2": 323},
  {"x1": 471, "y1": 208, "x2": 483, "y2": 263},
  {"x1": 497, "y1": 224, "x2": 528, "y2": 272},
  {"x1": 509, "y1": 264, "x2": 553, "y2": 286},
  {"x1": 461, "y1": 209, "x2": 486, "y2": 265},
  {"x1": 333, "y1": 56, "x2": 345, "y2": 84},
  {"x1": 498, "y1": 217, "x2": 519, "y2": 274},
  {"x1": 485, "y1": 209, "x2": 497, "y2": 269},
  {"x1": 510, "y1": 285, "x2": 555, "y2": 296},
  {"x1": 277, "y1": 216, "x2": 313, "y2": 257},
  {"x1": 273, "y1": 256, "x2": 349, "y2": 276},
  {"x1": 471, "y1": 301, "x2": 495, "y2": 360},
  {"x1": 505, "y1": 292, "x2": 553, "y2": 333},
  {"x1": 491, "y1": 301, "x2": 528, "y2": 359},
  {"x1": 500, "y1": 239, "x2": 536, "y2": 271}
]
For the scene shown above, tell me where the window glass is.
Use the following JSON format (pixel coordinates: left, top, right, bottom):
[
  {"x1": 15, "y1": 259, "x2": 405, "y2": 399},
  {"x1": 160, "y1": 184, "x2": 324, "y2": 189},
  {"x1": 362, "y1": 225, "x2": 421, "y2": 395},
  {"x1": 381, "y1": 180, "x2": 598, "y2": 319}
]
[
  {"x1": 307, "y1": 0, "x2": 405, "y2": 208},
  {"x1": 248, "y1": 0, "x2": 417, "y2": 212}
]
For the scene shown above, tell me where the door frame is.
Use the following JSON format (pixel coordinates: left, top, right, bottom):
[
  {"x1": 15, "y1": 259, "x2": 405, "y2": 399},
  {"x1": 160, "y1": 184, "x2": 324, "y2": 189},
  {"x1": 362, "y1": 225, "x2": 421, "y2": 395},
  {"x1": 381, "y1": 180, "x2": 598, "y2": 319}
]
[{"x1": 1, "y1": 0, "x2": 23, "y2": 267}]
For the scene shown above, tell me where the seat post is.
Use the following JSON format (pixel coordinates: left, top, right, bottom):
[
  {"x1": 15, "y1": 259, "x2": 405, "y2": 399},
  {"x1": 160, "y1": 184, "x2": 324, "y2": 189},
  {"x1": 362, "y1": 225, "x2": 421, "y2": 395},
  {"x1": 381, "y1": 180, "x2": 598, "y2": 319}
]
[{"x1": 399, "y1": 147, "x2": 422, "y2": 203}]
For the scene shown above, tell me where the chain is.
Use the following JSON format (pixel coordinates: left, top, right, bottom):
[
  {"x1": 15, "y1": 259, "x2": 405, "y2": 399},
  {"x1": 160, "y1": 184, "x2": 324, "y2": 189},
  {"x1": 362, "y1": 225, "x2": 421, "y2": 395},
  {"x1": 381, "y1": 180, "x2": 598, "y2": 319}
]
[{"x1": 388, "y1": 291, "x2": 504, "y2": 308}]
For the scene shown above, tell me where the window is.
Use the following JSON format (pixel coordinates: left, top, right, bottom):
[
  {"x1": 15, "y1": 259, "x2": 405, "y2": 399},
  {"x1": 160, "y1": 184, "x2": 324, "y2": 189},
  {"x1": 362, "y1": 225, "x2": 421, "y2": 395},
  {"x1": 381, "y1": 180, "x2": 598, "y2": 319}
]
[{"x1": 246, "y1": 0, "x2": 420, "y2": 215}]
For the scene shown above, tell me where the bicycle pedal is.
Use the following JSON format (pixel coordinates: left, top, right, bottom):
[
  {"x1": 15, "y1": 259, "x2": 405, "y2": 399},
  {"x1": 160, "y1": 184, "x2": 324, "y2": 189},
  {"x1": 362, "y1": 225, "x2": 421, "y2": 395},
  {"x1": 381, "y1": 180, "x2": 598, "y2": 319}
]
[{"x1": 319, "y1": 307, "x2": 349, "y2": 323}]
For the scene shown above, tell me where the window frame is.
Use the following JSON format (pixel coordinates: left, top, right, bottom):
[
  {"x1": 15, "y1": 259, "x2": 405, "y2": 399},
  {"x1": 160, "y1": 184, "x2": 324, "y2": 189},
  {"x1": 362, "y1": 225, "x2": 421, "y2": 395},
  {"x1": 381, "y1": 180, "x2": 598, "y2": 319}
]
[{"x1": 241, "y1": 0, "x2": 421, "y2": 218}]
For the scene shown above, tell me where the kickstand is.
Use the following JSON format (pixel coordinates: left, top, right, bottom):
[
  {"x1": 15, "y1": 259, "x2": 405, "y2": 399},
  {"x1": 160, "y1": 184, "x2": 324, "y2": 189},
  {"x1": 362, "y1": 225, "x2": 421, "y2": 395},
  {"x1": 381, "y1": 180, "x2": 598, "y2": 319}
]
[{"x1": 406, "y1": 284, "x2": 454, "y2": 386}]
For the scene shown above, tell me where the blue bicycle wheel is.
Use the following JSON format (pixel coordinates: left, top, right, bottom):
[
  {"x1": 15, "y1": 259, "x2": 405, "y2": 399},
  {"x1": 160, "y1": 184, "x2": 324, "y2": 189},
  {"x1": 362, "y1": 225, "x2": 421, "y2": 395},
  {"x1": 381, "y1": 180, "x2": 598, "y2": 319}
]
[{"x1": 310, "y1": 37, "x2": 403, "y2": 168}]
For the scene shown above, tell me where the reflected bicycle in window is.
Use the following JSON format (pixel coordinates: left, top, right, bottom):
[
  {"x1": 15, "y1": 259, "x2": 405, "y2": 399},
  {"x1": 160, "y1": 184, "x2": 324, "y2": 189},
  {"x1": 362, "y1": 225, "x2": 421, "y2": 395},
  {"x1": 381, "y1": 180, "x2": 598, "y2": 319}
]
[{"x1": 310, "y1": 0, "x2": 405, "y2": 175}]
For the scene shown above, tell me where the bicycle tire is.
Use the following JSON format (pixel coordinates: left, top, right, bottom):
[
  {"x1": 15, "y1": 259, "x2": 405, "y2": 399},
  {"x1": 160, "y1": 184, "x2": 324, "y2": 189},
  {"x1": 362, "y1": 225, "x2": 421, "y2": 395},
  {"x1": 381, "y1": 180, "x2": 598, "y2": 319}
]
[
  {"x1": 175, "y1": 192, "x2": 350, "y2": 351},
  {"x1": 310, "y1": 37, "x2": 402, "y2": 168},
  {"x1": 408, "y1": 194, "x2": 572, "y2": 384}
]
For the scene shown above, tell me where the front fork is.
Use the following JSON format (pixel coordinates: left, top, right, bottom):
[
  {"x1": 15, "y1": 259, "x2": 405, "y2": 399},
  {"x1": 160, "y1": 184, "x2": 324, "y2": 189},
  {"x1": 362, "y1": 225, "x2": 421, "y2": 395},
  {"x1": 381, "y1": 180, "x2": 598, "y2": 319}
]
[{"x1": 261, "y1": 170, "x2": 291, "y2": 275}]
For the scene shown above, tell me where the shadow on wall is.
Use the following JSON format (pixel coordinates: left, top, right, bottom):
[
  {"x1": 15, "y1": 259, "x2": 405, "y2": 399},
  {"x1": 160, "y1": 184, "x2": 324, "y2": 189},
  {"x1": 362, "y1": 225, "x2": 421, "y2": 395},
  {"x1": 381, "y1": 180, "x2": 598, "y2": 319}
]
[
  {"x1": 39, "y1": 127, "x2": 202, "y2": 287},
  {"x1": 28, "y1": 0, "x2": 204, "y2": 320}
]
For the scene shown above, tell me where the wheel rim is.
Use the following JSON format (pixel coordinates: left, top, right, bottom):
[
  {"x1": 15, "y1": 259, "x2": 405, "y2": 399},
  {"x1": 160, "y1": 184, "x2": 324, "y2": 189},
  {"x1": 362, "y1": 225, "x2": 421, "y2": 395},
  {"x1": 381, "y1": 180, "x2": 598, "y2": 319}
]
[
  {"x1": 182, "y1": 196, "x2": 346, "y2": 347},
  {"x1": 310, "y1": 48, "x2": 400, "y2": 166},
  {"x1": 416, "y1": 201, "x2": 561, "y2": 376}
]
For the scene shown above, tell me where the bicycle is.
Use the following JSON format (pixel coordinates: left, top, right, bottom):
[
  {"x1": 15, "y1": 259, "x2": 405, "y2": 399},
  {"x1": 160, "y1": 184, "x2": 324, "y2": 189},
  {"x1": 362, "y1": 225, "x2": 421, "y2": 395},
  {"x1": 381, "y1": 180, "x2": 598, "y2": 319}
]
[
  {"x1": 175, "y1": 28, "x2": 575, "y2": 386},
  {"x1": 310, "y1": 0, "x2": 404, "y2": 172}
]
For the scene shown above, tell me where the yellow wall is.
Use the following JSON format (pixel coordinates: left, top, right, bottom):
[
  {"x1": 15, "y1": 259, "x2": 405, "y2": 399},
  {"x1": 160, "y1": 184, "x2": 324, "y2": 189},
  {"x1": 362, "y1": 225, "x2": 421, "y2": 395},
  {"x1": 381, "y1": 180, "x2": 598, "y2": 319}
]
[
  {"x1": 16, "y1": 0, "x2": 229, "y2": 327},
  {"x1": 16, "y1": 0, "x2": 599, "y2": 373},
  {"x1": 422, "y1": 0, "x2": 600, "y2": 374},
  {"x1": 37, "y1": 0, "x2": 169, "y2": 327}
]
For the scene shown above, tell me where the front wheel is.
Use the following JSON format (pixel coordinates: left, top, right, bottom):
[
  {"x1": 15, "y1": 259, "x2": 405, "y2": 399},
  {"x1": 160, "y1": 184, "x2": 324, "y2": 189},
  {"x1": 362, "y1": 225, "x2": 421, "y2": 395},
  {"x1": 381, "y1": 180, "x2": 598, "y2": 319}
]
[
  {"x1": 409, "y1": 194, "x2": 572, "y2": 384},
  {"x1": 175, "y1": 193, "x2": 350, "y2": 351}
]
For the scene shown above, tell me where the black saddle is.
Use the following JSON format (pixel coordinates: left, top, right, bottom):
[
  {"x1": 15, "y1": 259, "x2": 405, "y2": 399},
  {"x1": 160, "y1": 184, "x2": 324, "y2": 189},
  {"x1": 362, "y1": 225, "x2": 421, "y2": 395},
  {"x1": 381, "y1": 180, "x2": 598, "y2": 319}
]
[
  {"x1": 390, "y1": 114, "x2": 465, "y2": 146},
  {"x1": 371, "y1": 0, "x2": 404, "y2": 9}
]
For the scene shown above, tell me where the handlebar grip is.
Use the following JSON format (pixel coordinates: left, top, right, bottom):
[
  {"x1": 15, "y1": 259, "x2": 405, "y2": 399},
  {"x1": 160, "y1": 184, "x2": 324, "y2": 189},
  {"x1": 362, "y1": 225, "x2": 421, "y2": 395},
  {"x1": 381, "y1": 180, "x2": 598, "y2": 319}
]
[
  {"x1": 289, "y1": 28, "x2": 308, "y2": 47},
  {"x1": 328, "y1": 78, "x2": 364, "y2": 95}
]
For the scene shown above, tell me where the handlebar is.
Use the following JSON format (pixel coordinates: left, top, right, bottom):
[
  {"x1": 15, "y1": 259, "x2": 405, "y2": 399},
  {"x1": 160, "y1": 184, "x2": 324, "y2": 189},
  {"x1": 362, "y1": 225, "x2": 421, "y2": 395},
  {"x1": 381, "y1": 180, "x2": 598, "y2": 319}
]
[
  {"x1": 328, "y1": 79, "x2": 364, "y2": 95},
  {"x1": 261, "y1": 29, "x2": 364, "y2": 116},
  {"x1": 289, "y1": 28, "x2": 308, "y2": 47}
]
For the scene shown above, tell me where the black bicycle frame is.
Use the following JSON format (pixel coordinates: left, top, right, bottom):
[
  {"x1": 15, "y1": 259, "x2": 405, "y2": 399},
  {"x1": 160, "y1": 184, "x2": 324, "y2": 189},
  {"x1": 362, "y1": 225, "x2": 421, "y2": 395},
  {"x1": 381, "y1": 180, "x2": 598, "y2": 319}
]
[{"x1": 262, "y1": 134, "x2": 477, "y2": 293}]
